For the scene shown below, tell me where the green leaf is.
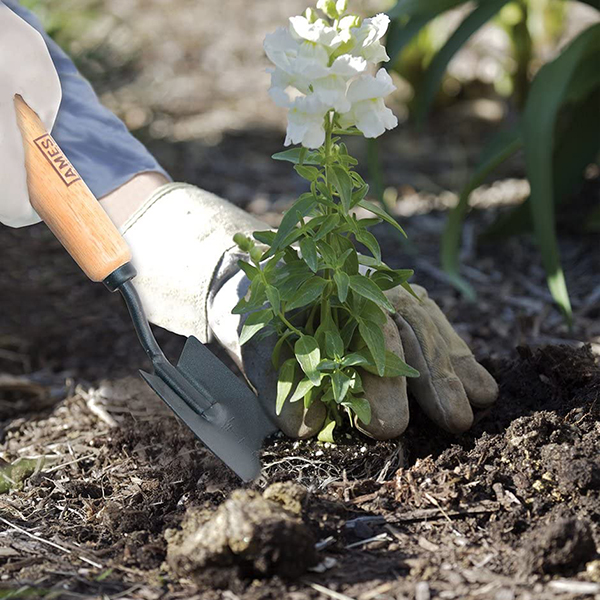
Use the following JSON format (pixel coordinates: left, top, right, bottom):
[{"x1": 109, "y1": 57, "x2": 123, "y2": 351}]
[
  {"x1": 318, "y1": 418, "x2": 336, "y2": 443},
  {"x1": 272, "y1": 148, "x2": 320, "y2": 165},
  {"x1": 414, "y1": 0, "x2": 511, "y2": 125},
  {"x1": 265, "y1": 285, "x2": 280, "y2": 313},
  {"x1": 286, "y1": 277, "x2": 329, "y2": 311},
  {"x1": 341, "y1": 353, "x2": 371, "y2": 368},
  {"x1": 331, "y1": 370, "x2": 353, "y2": 403},
  {"x1": 277, "y1": 272, "x2": 313, "y2": 302},
  {"x1": 343, "y1": 397, "x2": 372, "y2": 425},
  {"x1": 325, "y1": 330, "x2": 344, "y2": 359},
  {"x1": 314, "y1": 214, "x2": 340, "y2": 241},
  {"x1": 295, "y1": 165, "x2": 321, "y2": 181},
  {"x1": 334, "y1": 270, "x2": 350, "y2": 302},
  {"x1": 289, "y1": 378, "x2": 316, "y2": 403},
  {"x1": 442, "y1": 126, "x2": 522, "y2": 300},
  {"x1": 300, "y1": 237, "x2": 319, "y2": 273},
  {"x1": 485, "y1": 88, "x2": 600, "y2": 242},
  {"x1": 276, "y1": 359, "x2": 297, "y2": 415},
  {"x1": 358, "y1": 320, "x2": 386, "y2": 377},
  {"x1": 340, "y1": 319, "x2": 358, "y2": 348},
  {"x1": 349, "y1": 275, "x2": 395, "y2": 313},
  {"x1": 329, "y1": 165, "x2": 353, "y2": 212},
  {"x1": 317, "y1": 359, "x2": 338, "y2": 371},
  {"x1": 237, "y1": 260, "x2": 260, "y2": 281},
  {"x1": 358, "y1": 200, "x2": 407, "y2": 237},
  {"x1": 304, "y1": 385, "x2": 320, "y2": 409},
  {"x1": 240, "y1": 309, "x2": 273, "y2": 345},
  {"x1": 271, "y1": 329, "x2": 293, "y2": 369},
  {"x1": 522, "y1": 23, "x2": 600, "y2": 323},
  {"x1": 270, "y1": 194, "x2": 317, "y2": 253},
  {"x1": 232, "y1": 278, "x2": 267, "y2": 314},
  {"x1": 316, "y1": 240, "x2": 338, "y2": 266},
  {"x1": 383, "y1": 351, "x2": 420, "y2": 378},
  {"x1": 335, "y1": 248, "x2": 354, "y2": 270},
  {"x1": 295, "y1": 336, "x2": 321, "y2": 384},
  {"x1": 355, "y1": 230, "x2": 382, "y2": 263},
  {"x1": 361, "y1": 299, "x2": 388, "y2": 326},
  {"x1": 358, "y1": 348, "x2": 420, "y2": 378},
  {"x1": 371, "y1": 268, "x2": 414, "y2": 291},
  {"x1": 253, "y1": 230, "x2": 276, "y2": 246},
  {"x1": 350, "y1": 184, "x2": 370, "y2": 208}
]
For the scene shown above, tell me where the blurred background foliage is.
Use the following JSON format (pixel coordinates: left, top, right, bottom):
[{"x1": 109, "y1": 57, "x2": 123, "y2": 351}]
[{"x1": 384, "y1": 0, "x2": 599, "y2": 322}]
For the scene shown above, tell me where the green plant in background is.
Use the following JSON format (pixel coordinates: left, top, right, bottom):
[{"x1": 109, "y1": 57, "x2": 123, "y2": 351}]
[
  {"x1": 234, "y1": 1, "x2": 420, "y2": 442},
  {"x1": 21, "y1": 0, "x2": 102, "y2": 49},
  {"x1": 386, "y1": 0, "x2": 600, "y2": 322}
]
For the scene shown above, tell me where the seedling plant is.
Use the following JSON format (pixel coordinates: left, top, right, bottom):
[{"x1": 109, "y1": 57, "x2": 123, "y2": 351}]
[{"x1": 234, "y1": 0, "x2": 420, "y2": 442}]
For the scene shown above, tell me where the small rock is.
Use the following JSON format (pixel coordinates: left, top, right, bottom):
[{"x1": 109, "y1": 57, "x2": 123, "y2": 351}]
[{"x1": 166, "y1": 489, "x2": 317, "y2": 584}]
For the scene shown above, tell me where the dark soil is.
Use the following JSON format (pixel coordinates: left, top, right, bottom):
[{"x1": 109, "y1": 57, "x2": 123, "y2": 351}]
[
  {"x1": 1, "y1": 342, "x2": 599, "y2": 599},
  {"x1": 2, "y1": 1, "x2": 600, "y2": 598}
]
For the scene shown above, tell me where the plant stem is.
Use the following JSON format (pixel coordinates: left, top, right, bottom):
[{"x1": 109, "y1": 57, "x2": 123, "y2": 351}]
[{"x1": 322, "y1": 113, "x2": 336, "y2": 327}]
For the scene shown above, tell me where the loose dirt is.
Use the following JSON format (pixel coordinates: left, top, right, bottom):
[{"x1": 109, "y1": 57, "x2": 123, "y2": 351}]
[
  {"x1": 1, "y1": 344, "x2": 598, "y2": 599},
  {"x1": 1, "y1": 1, "x2": 599, "y2": 598}
]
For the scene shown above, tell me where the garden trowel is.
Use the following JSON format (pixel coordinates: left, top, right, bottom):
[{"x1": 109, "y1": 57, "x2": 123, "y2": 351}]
[{"x1": 14, "y1": 95, "x2": 277, "y2": 481}]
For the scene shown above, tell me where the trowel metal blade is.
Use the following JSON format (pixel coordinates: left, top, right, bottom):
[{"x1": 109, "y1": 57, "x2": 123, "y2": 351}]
[{"x1": 140, "y1": 336, "x2": 277, "y2": 482}]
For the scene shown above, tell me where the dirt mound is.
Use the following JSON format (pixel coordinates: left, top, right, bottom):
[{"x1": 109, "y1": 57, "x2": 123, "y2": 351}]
[{"x1": 167, "y1": 485, "x2": 316, "y2": 586}]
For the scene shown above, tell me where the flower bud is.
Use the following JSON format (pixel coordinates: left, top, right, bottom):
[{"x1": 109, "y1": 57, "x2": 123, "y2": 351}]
[
  {"x1": 250, "y1": 245, "x2": 264, "y2": 264},
  {"x1": 304, "y1": 7, "x2": 319, "y2": 23},
  {"x1": 233, "y1": 233, "x2": 254, "y2": 252},
  {"x1": 339, "y1": 14, "x2": 360, "y2": 30},
  {"x1": 335, "y1": 0, "x2": 348, "y2": 15},
  {"x1": 316, "y1": 0, "x2": 339, "y2": 19}
]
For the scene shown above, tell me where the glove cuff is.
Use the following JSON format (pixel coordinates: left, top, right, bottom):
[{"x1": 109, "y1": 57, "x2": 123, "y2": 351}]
[{"x1": 121, "y1": 182, "x2": 268, "y2": 342}]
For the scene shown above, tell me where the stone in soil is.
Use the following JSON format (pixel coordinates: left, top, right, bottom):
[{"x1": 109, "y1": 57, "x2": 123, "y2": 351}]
[{"x1": 166, "y1": 485, "x2": 317, "y2": 586}]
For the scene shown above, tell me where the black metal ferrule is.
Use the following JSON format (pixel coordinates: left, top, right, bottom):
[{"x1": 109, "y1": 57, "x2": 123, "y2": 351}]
[
  {"x1": 117, "y1": 279, "x2": 166, "y2": 364},
  {"x1": 103, "y1": 262, "x2": 138, "y2": 292},
  {"x1": 117, "y1": 279, "x2": 213, "y2": 414}
]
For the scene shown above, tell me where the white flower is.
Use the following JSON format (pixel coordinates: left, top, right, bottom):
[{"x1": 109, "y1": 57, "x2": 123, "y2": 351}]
[
  {"x1": 264, "y1": 5, "x2": 398, "y2": 147},
  {"x1": 264, "y1": 27, "x2": 300, "y2": 73},
  {"x1": 289, "y1": 15, "x2": 344, "y2": 50},
  {"x1": 340, "y1": 68, "x2": 398, "y2": 138},
  {"x1": 311, "y1": 55, "x2": 367, "y2": 112},
  {"x1": 285, "y1": 94, "x2": 330, "y2": 148},
  {"x1": 351, "y1": 14, "x2": 391, "y2": 63}
]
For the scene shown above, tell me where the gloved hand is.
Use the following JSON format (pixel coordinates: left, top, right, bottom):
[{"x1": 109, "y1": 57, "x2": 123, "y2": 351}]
[
  {"x1": 0, "y1": 2, "x2": 61, "y2": 227},
  {"x1": 211, "y1": 271, "x2": 498, "y2": 440},
  {"x1": 123, "y1": 184, "x2": 498, "y2": 441}
]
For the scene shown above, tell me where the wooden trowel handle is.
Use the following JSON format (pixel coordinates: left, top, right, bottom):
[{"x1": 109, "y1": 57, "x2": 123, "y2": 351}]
[{"x1": 14, "y1": 95, "x2": 132, "y2": 282}]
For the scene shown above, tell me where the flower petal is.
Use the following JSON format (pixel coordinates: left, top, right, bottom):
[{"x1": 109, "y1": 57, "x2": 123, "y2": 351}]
[{"x1": 347, "y1": 69, "x2": 396, "y2": 103}]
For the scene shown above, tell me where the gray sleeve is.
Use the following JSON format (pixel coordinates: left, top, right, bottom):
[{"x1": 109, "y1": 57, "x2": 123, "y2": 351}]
[{"x1": 3, "y1": 0, "x2": 171, "y2": 198}]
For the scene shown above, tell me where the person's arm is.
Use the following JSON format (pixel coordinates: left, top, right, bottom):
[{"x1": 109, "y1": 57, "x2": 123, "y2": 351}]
[{"x1": 3, "y1": 0, "x2": 171, "y2": 220}]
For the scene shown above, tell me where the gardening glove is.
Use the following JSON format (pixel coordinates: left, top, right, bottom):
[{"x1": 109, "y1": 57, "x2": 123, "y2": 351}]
[
  {"x1": 0, "y1": 0, "x2": 170, "y2": 228},
  {"x1": 209, "y1": 269, "x2": 499, "y2": 440},
  {"x1": 0, "y1": 2, "x2": 61, "y2": 227},
  {"x1": 359, "y1": 284, "x2": 499, "y2": 438}
]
